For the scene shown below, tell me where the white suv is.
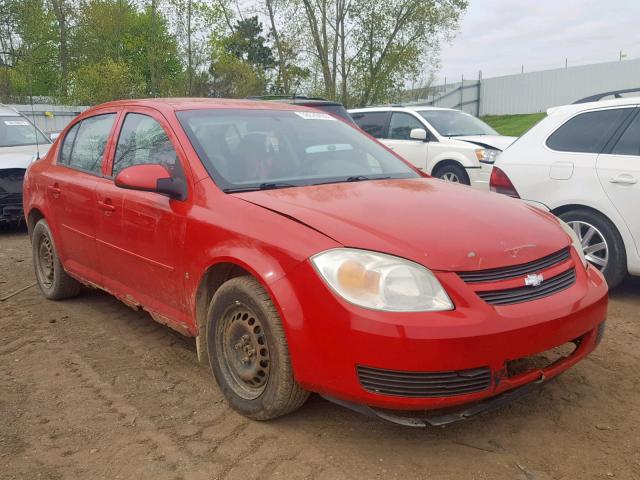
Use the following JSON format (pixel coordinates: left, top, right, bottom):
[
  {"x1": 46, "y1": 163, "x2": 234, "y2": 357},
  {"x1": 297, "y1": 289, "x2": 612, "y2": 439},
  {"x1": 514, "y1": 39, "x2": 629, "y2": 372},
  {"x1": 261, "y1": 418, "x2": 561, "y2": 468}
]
[
  {"x1": 492, "y1": 95, "x2": 640, "y2": 288},
  {"x1": 349, "y1": 106, "x2": 516, "y2": 189}
]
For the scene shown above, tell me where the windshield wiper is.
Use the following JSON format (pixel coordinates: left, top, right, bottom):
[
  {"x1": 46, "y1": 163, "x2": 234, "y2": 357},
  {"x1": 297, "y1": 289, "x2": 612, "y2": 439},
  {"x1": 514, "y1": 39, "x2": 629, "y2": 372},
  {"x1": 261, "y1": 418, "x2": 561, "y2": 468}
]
[
  {"x1": 223, "y1": 182, "x2": 298, "y2": 193},
  {"x1": 313, "y1": 175, "x2": 392, "y2": 186}
]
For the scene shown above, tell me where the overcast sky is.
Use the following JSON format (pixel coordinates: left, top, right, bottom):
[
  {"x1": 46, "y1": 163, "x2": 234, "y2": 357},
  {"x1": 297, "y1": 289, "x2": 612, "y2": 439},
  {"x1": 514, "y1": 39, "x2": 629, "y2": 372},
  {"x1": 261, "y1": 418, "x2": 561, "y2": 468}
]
[{"x1": 437, "y1": 0, "x2": 640, "y2": 83}]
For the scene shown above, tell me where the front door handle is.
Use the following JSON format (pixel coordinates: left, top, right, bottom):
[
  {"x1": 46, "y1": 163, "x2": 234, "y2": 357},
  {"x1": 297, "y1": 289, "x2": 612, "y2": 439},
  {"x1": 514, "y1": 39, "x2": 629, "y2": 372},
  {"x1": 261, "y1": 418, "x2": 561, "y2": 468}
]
[
  {"x1": 47, "y1": 184, "x2": 61, "y2": 198},
  {"x1": 609, "y1": 175, "x2": 637, "y2": 185},
  {"x1": 97, "y1": 199, "x2": 116, "y2": 214}
]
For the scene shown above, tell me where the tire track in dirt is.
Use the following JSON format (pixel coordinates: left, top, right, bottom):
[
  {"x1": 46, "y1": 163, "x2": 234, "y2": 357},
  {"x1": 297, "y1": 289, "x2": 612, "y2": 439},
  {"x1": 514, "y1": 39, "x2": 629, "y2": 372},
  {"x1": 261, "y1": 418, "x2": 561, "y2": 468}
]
[
  {"x1": 3, "y1": 285, "x2": 343, "y2": 479},
  {"x1": 3, "y1": 230, "x2": 640, "y2": 479}
]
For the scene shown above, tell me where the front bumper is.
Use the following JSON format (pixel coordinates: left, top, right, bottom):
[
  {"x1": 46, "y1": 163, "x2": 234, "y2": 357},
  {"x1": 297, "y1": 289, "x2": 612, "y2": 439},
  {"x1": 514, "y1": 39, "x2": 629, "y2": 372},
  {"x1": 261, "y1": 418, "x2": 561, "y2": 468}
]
[
  {"x1": 271, "y1": 257, "x2": 608, "y2": 412},
  {"x1": 467, "y1": 163, "x2": 493, "y2": 190},
  {"x1": 0, "y1": 193, "x2": 23, "y2": 223}
]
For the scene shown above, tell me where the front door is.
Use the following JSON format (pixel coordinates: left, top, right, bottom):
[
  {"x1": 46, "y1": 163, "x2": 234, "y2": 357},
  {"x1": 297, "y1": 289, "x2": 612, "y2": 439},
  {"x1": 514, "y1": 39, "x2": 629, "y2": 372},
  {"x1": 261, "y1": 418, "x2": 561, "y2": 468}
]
[
  {"x1": 383, "y1": 112, "x2": 430, "y2": 171},
  {"x1": 597, "y1": 108, "x2": 640, "y2": 255},
  {"x1": 95, "y1": 109, "x2": 191, "y2": 326}
]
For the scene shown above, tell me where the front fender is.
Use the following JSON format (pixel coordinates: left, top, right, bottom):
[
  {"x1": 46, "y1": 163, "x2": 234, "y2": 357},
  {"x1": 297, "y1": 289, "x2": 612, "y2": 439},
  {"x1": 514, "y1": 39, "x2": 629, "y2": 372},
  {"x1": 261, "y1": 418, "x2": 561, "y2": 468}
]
[{"x1": 429, "y1": 150, "x2": 477, "y2": 173}]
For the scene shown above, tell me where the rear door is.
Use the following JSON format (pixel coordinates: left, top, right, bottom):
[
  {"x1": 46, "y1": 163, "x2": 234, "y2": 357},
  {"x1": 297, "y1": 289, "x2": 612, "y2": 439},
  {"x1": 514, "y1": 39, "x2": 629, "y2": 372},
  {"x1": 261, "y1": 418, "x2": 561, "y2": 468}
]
[
  {"x1": 597, "y1": 107, "x2": 640, "y2": 254},
  {"x1": 383, "y1": 112, "x2": 430, "y2": 170},
  {"x1": 95, "y1": 108, "x2": 191, "y2": 327},
  {"x1": 544, "y1": 107, "x2": 633, "y2": 181},
  {"x1": 45, "y1": 112, "x2": 117, "y2": 284}
]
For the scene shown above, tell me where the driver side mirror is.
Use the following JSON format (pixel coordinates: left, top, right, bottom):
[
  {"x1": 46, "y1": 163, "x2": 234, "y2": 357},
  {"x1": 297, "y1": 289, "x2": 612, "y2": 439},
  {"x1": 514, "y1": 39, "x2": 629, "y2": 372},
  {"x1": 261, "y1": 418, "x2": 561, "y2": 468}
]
[
  {"x1": 410, "y1": 128, "x2": 428, "y2": 141},
  {"x1": 115, "y1": 164, "x2": 187, "y2": 201}
]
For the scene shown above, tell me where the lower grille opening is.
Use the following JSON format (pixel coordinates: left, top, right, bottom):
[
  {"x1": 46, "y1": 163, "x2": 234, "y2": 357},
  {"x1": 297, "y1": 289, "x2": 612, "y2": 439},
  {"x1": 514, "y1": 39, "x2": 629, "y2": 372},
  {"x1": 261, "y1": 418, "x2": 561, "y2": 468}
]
[
  {"x1": 357, "y1": 365, "x2": 492, "y2": 398},
  {"x1": 506, "y1": 341, "x2": 578, "y2": 378}
]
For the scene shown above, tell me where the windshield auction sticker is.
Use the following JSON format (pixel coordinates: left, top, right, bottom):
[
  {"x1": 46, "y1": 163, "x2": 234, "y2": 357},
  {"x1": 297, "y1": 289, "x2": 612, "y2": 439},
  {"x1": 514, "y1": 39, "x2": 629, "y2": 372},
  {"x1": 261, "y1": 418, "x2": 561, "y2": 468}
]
[
  {"x1": 4, "y1": 120, "x2": 30, "y2": 126},
  {"x1": 294, "y1": 111, "x2": 336, "y2": 121}
]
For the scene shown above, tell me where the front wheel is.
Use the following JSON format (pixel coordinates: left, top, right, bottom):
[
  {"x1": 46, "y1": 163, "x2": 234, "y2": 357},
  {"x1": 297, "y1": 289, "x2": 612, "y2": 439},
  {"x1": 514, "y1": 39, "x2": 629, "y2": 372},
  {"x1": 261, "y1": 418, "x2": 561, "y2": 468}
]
[
  {"x1": 433, "y1": 163, "x2": 470, "y2": 185},
  {"x1": 558, "y1": 209, "x2": 627, "y2": 288},
  {"x1": 206, "y1": 276, "x2": 309, "y2": 420}
]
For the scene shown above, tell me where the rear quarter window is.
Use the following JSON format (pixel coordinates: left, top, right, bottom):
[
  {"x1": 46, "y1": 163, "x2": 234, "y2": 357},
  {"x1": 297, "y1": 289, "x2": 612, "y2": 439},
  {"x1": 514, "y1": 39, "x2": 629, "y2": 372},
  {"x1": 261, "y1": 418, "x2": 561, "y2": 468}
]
[{"x1": 546, "y1": 108, "x2": 631, "y2": 154}]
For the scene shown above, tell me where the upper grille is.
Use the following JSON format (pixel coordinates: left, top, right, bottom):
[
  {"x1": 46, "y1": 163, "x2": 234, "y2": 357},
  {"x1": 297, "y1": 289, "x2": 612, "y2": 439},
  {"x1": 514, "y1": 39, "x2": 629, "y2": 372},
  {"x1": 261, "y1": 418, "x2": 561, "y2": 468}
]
[
  {"x1": 477, "y1": 268, "x2": 576, "y2": 306},
  {"x1": 357, "y1": 365, "x2": 492, "y2": 398},
  {"x1": 458, "y1": 248, "x2": 571, "y2": 283},
  {"x1": 0, "y1": 192, "x2": 22, "y2": 208}
]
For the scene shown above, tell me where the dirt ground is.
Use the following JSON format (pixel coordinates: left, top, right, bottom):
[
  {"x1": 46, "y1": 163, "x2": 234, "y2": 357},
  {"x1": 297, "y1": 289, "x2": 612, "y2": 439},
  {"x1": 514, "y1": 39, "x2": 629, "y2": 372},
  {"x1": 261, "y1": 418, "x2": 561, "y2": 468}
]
[{"x1": 1, "y1": 225, "x2": 639, "y2": 480}]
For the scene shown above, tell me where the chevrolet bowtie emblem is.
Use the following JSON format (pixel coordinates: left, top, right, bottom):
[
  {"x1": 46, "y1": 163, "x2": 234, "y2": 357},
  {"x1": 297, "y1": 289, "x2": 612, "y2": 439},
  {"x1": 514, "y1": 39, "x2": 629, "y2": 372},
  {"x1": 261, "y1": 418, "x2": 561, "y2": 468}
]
[{"x1": 524, "y1": 273, "x2": 544, "y2": 287}]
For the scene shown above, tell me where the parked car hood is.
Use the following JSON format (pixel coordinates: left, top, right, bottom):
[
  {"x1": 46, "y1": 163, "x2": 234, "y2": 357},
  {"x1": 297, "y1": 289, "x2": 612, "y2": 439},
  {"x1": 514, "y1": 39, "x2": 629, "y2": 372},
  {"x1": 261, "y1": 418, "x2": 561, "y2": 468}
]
[
  {"x1": 453, "y1": 135, "x2": 517, "y2": 151},
  {"x1": 234, "y1": 178, "x2": 569, "y2": 272},
  {"x1": 0, "y1": 144, "x2": 50, "y2": 170}
]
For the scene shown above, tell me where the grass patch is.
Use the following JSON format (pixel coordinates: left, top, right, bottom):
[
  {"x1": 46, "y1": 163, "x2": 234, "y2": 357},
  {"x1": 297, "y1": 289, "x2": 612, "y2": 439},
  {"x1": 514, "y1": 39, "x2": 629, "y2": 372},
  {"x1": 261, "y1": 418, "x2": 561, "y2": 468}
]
[{"x1": 482, "y1": 113, "x2": 546, "y2": 137}]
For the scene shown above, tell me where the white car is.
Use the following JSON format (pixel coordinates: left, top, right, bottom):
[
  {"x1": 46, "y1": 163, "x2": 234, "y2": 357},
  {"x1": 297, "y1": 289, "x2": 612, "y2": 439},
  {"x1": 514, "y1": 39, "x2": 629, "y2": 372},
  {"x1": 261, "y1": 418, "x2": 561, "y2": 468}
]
[
  {"x1": 0, "y1": 104, "x2": 51, "y2": 224},
  {"x1": 492, "y1": 95, "x2": 640, "y2": 288},
  {"x1": 348, "y1": 106, "x2": 516, "y2": 189}
]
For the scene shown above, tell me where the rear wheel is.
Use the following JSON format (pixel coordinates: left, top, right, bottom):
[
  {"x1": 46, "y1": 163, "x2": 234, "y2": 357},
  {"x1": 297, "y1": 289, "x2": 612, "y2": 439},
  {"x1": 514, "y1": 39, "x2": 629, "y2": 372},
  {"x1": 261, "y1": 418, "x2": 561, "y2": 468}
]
[
  {"x1": 32, "y1": 219, "x2": 81, "y2": 300},
  {"x1": 433, "y1": 163, "x2": 470, "y2": 185},
  {"x1": 558, "y1": 209, "x2": 627, "y2": 288},
  {"x1": 206, "y1": 276, "x2": 309, "y2": 420}
]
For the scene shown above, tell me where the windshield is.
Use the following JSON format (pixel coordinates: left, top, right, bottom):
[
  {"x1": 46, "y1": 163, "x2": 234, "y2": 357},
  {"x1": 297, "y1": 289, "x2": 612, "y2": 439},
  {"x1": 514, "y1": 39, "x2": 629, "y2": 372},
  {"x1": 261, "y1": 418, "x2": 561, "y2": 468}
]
[
  {"x1": 0, "y1": 116, "x2": 51, "y2": 147},
  {"x1": 177, "y1": 109, "x2": 418, "y2": 192},
  {"x1": 417, "y1": 110, "x2": 497, "y2": 137}
]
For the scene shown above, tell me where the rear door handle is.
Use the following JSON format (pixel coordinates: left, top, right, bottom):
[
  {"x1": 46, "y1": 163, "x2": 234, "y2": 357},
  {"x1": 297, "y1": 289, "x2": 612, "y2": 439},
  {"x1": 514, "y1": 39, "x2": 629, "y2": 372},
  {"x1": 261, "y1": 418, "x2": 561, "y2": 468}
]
[
  {"x1": 47, "y1": 184, "x2": 61, "y2": 198},
  {"x1": 609, "y1": 175, "x2": 637, "y2": 185},
  {"x1": 97, "y1": 199, "x2": 116, "y2": 213}
]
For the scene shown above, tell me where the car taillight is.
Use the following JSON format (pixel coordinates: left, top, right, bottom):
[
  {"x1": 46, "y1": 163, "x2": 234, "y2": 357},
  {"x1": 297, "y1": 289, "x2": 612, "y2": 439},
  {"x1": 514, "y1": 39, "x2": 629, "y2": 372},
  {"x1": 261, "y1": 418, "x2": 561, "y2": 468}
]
[{"x1": 490, "y1": 166, "x2": 519, "y2": 198}]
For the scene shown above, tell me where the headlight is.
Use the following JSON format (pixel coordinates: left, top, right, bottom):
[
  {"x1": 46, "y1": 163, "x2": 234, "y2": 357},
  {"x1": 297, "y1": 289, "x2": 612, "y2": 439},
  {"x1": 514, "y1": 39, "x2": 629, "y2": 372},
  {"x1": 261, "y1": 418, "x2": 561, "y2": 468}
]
[
  {"x1": 475, "y1": 148, "x2": 500, "y2": 164},
  {"x1": 311, "y1": 248, "x2": 453, "y2": 312},
  {"x1": 558, "y1": 220, "x2": 588, "y2": 269}
]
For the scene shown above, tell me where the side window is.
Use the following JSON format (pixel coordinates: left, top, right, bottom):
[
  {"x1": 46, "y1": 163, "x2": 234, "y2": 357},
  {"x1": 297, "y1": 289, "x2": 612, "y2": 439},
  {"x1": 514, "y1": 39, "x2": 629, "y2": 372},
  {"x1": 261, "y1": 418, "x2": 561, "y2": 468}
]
[
  {"x1": 59, "y1": 122, "x2": 80, "y2": 165},
  {"x1": 113, "y1": 113, "x2": 180, "y2": 176},
  {"x1": 351, "y1": 112, "x2": 388, "y2": 138},
  {"x1": 67, "y1": 114, "x2": 116, "y2": 174},
  {"x1": 389, "y1": 113, "x2": 425, "y2": 140},
  {"x1": 546, "y1": 108, "x2": 631, "y2": 154},
  {"x1": 611, "y1": 112, "x2": 640, "y2": 156}
]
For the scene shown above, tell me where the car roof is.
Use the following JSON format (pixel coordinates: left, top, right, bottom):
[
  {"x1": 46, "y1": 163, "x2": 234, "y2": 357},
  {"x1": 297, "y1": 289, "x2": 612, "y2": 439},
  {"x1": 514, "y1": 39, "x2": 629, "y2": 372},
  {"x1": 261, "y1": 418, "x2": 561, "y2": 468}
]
[
  {"x1": 0, "y1": 104, "x2": 21, "y2": 116},
  {"x1": 548, "y1": 96, "x2": 640, "y2": 116},
  {"x1": 349, "y1": 105, "x2": 456, "y2": 113},
  {"x1": 84, "y1": 98, "x2": 323, "y2": 115}
]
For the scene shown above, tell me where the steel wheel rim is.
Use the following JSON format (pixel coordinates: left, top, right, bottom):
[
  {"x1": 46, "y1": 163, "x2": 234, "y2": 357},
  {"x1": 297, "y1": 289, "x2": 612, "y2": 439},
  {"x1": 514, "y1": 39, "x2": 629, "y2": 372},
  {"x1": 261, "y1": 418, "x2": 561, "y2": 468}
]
[
  {"x1": 441, "y1": 172, "x2": 460, "y2": 182},
  {"x1": 37, "y1": 234, "x2": 55, "y2": 288},
  {"x1": 218, "y1": 304, "x2": 270, "y2": 400},
  {"x1": 567, "y1": 220, "x2": 609, "y2": 271}
]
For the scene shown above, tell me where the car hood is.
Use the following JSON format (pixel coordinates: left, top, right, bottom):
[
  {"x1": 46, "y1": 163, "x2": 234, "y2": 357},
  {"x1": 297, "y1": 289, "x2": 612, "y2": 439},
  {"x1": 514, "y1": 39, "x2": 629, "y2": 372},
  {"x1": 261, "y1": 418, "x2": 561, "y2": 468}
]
[
  {"x1": 234, "y1": 178, "x2": 570, "y2": 272},
  {"x1": 0, "y1": 144, "x2": 51, "y2": 170},
  {"x1": 453, "y1": 135, "x2": 517, "y2": 151}
]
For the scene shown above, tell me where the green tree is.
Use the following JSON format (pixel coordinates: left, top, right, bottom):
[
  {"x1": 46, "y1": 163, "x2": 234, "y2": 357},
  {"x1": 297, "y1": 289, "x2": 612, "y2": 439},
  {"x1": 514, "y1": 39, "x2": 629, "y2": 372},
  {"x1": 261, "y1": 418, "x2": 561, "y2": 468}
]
[
  {"x1": 71, "y1": 58, "x2": 144, "y2": 104},
  {"x1": 0, "y1": 0, "x2": 58, "y2": 100},
  {"x1": 349, "y1": 0, "x2": 467, "y2": 106},
  {"x1": 209, "y1": 16, "x2": 275, "y2": 97},
  {"x1": 73, "y1": 0, "x2": 182, "y2": 99}
]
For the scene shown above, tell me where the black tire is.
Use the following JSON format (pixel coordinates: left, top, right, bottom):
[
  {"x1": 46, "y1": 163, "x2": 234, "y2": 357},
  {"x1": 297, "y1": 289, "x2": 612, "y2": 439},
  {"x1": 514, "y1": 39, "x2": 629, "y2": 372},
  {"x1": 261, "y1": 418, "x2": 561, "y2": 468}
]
[
  {"x1": 432, "y1": 162, "x2": 470, "y2": 185},
  {"x1": 558, "y1": 209, "x2": 627, "y2": 289},
  {"x1": 31, "y1": 219, "x2": 81, "y2": 300},
  {"x1": 206, "y1": 276, "x2": 309, "y2": 420}
]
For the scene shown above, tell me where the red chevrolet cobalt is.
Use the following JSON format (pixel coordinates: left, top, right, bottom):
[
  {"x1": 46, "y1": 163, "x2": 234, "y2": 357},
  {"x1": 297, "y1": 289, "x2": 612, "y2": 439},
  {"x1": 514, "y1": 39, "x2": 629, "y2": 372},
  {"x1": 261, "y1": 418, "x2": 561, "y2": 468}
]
[{"x1": 23, "y1": 99, "x2": 607, "y2": 426}]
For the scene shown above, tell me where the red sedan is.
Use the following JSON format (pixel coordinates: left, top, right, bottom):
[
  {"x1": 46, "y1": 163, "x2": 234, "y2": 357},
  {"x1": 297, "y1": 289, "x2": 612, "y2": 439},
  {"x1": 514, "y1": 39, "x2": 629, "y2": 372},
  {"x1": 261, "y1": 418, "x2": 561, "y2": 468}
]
[{"x1": 23, "y1": 99, "x2": 607, "y2": 426}]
